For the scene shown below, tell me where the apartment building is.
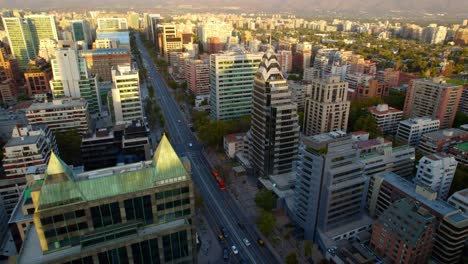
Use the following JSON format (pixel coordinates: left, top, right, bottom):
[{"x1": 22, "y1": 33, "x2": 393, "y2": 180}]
[
  {"x1": 110, "y1": 64, "x2": 143, "y2": 124},
  {"x1": 415, "y1": 153, "x2": 457, "y2": 200},
  {"x1": 368, "y1": 104, "x2": 403, "y2": 135},
  {"x1": 395, "y1": 117, "x2": 440, "y2": 147},
  {"x1": 418, "y1": 128, "x2": 468, "y2": 155}
]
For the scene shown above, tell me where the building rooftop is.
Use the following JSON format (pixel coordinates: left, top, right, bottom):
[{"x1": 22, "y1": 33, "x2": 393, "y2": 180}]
[
  {"x1": 380, "y1": 172, "x2": 464, "y2": 218},
  {"x1": 399, "y1": 116, "x2": 439, "y2": 126},
  {"x1": 79, "y1": 48, "x2": 129, "y2": 56},
  {"x1": 34, "y1": 135, "x2": 188, "y2": 212},
  {"x1": 27, "y1": 99, "x2": 87, "y2": 111},
  {"x1": 224, "y1": 132, "x2": 246, "y2": 143},
  {"x1": 5, "y1": 135, "x2": 40, "y2": 147},
  {"x1": 453, "y1": 142, "x2": 468, "y2": 151},
  {"x1": 421, "y1": 128, "x2": 467, "y2": 141},
  {"x1": 368, "y1": 104, "x2": 402, "y2": 115}
]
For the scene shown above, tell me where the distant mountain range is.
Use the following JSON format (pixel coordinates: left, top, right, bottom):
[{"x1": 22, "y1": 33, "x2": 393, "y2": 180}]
[{"x1": 2, "y1": 0, "x2": 468, "y2": 16}]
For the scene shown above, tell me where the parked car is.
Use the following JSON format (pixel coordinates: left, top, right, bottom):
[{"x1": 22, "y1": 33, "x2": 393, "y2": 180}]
[
  {"x1": 257, "y1": 238, "x2": 264, "y2": 246},
  {"x1": 231, "y1": 245, "x2": 238, "y2": 255},
  {"x1": 223, "y1": 248, "x2": 229, "y2": 260}
]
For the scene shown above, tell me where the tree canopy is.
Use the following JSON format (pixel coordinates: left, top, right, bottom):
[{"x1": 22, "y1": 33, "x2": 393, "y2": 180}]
[
  {"x1": 257, "y1": 210, "x2": 276, "y2": 237},
  {"x1": 255, "y1": 189, "x2": 276, "y2": 211},
  {"x1": 286, "y1": 251, "x2": 299, "y2": 264}
]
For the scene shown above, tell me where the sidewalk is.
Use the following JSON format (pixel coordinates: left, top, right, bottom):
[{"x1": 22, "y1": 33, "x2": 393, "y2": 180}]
[{"x1": 196, "y1": 210, "x2": 222, "y2": 264}]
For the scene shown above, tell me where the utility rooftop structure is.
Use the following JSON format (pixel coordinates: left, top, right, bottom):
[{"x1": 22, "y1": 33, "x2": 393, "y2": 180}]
[{"x1": 17, "y1": 135, "x2": 196, "y2": 263}]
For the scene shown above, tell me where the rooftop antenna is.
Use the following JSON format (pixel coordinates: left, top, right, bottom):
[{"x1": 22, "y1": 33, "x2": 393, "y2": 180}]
[{"x1": 269, "y1": 33, "x2": 272, "y2": 51}]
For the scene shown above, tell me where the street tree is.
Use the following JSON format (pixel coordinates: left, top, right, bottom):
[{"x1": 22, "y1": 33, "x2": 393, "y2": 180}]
[
  {"x1": 285, "y1": 251, "x2": 299, "y2": 264},
  {"x1": 257, "y1": 210, "x2": 276, "y2": 237},
  {"x1": 255, "y1": 189, "x2": 276, "y2": 211}
]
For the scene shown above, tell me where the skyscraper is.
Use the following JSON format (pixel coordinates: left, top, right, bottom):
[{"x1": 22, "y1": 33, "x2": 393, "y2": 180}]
[
  {"x1": 303, "y1": 76, "x2": 350, "y2": 136},
  {"x1": 160, "y1": 24, "x2": 182, "y2": 60},
  {"x1": 249, "y1": 49, "x2": 299, "y2": 178},
  {"x1": 71, "y1": 20, "x2": 90, "y2": 45},
  {"x1": 50, "y1": 47, "x2": 102, "y2": 114},
  {"x1": 110, "y1": 64, "x2": 143, "y2": 124},
  {"x1": 210, "y1": 48, "x2": 263, "y2": 120},
  {"x1": 25, "y1": 15, "x2": 59, "y2": 51},
  {"x1": 17, "y1": 135, "x2": 196, "y2": 263},
  {"x1": 185, "y1": 59, "x2": 210, "y2": 95},
  {"x1": 295, "y1": 132, "x2": 371, "y2": 243},
  {"x1": 2, "y1": 17, "x2": 36, "y2": 70},
  {"x1": 404, "y1": 78, "x2": 463, "y2": 128}
]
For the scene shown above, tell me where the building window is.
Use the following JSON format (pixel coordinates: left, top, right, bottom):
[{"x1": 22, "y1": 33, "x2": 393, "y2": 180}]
[
  {"x1": 90, "y1": 202, "x2": 121, "y2": 229},
  {"x1": 124, "y1": 195, "x2": 153, "y2": 225},
  {"x1": 162, "y1": 230, "x2": 189, "y2": 262},
  {"x1": 65, "y1": 256, "x2": 94, "y2": 264},
  {"x1": 97, "y1": 247, "x2": 128, "y2": 264},
  {"x1": 131, "y1": 238, "x2": 160, "y2": 264}
]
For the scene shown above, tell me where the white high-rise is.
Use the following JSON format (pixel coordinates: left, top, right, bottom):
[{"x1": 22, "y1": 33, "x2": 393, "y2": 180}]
[
  {"x1": 210, "y1": 48, "x2": 263, "y2": 120},
  {"x1": 415, "y1": 153, "x2": 458, "y2": 200},
  {"x1": 50, "y1": 47, "x2": 101, "y2": 114},
  {"x1": 110, "y1": 64, "x2": 143, "y2": 124},
  {"x1": 198, "y1": 20, "x2": 233, "y2": 50}
]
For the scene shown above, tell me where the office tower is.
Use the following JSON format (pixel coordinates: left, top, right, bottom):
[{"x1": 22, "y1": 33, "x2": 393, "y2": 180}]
[
  {"x1": 355, "y1": 137, "x2": 415, "y2": 178},
  {"x1": 2, "y1": 17, "x2": 36, "y2": 70},
  {"x1": 185, "y1": 59, "x2": 210, "y2": 95},
  {"x1": 418, "y1": 128, "x2": 468, "y2": 155},
  {"x1": 145, "y1": 14, "x2": 161, "y2": 48},
  {"x1": 277, "y1": 50, "x2": 292, "y2": 73},
  {"x1": 368, "y1": 104, "x2": 403, "y2": 135},
  {"x1": 396, "y1": 117, "x2": 440, "y2": 147},
  {"x1": 71, "y1": 20, "x2": 90, "y2": 45},
  {"x1": 79, "y1": 48, "x2": 131, "y2": 82},
  {"x1": 295, "y1": 132, "x2": 371, "y2": 244},
  {"x1": 207, "y1": 37, "x2": 223, "y2": 54},
  {"x1": 370, "y1": 198, "x2": 435, "y2": 264},
  {"x1": 127, "y1": 12, "x2": 140, "y2": 29},
  {"x1": 415, "y1": 153, "x2": 457, "y2": 200},
  {"x1": 25, "y1": 15, "x2": 59, "y2": 51},
  {"x1": 17, "y1": 135, "x2": 196, "y2": 263},
  {"x1": 110, "y1": 64, "x2": 143, "y2": 124},
  {"x1": 0, "y1": 41, "x2": 20, "y2": 83},
  {"x1": 249, "y1": 50, "x2": 300, "y2": 178},
  {"x1": 97, "y1": 18, "x2": 128, "y2": 30},
  {"x1": 210, "y1": 49, "x2": 263, "y2": 120},
  {"x1": 447, "y1": 189, "x2": 468, "y2": 214},
  {"x1": 404, "y1": 78, "x2": 463, "y2": 128},
  {"x1": 288, "y1": 80, "x2": 311, "y2": 111},
  {"x1": 0, "y1": 125, "x2": 57, "y2": 214},
  {"x1": 303, "y1": 76, "x2": 350, "y2": 136},
  {"x1": 50, "y1": 47, "x2": 102, "y2": 114},
  {"x1": 198, "y1": 21, "x2": 233, "y2": 50},
  {"x1": 26, "y1": 99, "x2": 90, "y2": 134},
  {"x1": 160, "y1": 24, "x2": 182, "y2": 60},
  {"x1": 367, "y1": 172, "x2": 468, "y2": 264},
  {"x1": 24, "y1": 58, "x2": 53, "y2": 96}
]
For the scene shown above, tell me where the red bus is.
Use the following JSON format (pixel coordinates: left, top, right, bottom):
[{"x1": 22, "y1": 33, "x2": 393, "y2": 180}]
[
  {"x1": 215, "y1": 177, "x2": 226, "y2": 190},
  {"x1": 211, "y1": 169, "x2": 219, "y2": 178}
]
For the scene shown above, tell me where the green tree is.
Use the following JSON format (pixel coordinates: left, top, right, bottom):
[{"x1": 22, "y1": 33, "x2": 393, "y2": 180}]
[
  {"x1": 285, "y1": 251, "x2": 299, "y2": 264},
  {"x1": 304, "y1": 240, "x2": 313, "y2": 257},
  {"x1": 298, "y1": 111, "x2": 304, "y2": 128},
  {"x1": 453, "y1": 112, "x2": 468, "y2": 128},
  {"x1": 255, "y1": 189, "x2": 276, "y2": 211},
  {"x1": 54, "y1": 130, "x2": 82, "y2": 166},
  {"x1": 257, "y1": 210, "x2": 276, "y2": 237},
  {"x1": 383, "y1": 90, "x2": 406, "y2": 110},
  {"x1": 353, "y1": 114, "x2": 382, "y2": 139},
  {"x1": 450, "y1": 164, "x2": 468, "y2": 195},
  {"x1": 148, "y1": 85, "x2": 154, "y2": 98}
]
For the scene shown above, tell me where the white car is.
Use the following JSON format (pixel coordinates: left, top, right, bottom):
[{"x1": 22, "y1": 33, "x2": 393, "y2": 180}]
[
  {"x1": 189, "y1": 143, "x2": 193, "y2": 148},
  {"x1": 243, "y1": 238, "x2": 251, "y2": 247},
  {"x1": 231, "y1": 245, "x2": 238, "y2": 255}
]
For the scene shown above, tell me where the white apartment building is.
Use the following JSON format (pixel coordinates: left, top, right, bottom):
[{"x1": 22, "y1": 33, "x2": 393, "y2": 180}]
[
  {"x1": 110, "y1": 64, "x2": 143, "y2": 124},
  {"x1": 198, "y1": 20, "x2": 233, "y2": 50},
  {"x1": 209, "y1": 48, "x2": 263, "y2": 120},
  {"x1": 368, "y1": 104, "x2": 403, "y2": 134},
  {"x1": 395, "y1": 117, "x2": 440, "y2": 147},
  {"x1": 26, "y1": 98, "x2": 90, "y2": 134},
  {"x1": 448, "y1": 189, "x2": 468, "y2": 214},
  {"x1": 415, "y1": 153, "x2": 458, "y2": 200},
  {"x1": 97, "y1": 18, "x2": 128, "y2": 30}
]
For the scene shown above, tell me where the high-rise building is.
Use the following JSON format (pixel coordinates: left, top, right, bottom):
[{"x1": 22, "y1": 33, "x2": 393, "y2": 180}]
[
  {"x1": 50, "y1": 47, "x2": 102, "y2": 114},
  {"x1": 79, "y1": 48, "x2": 131, "y2": 82},
  {"x1": 0, "y1": 41, "x2": 20, "y2": 83},
  {"x1": 160, "y1": 24, "x2": 182, "y2": 60},
  {"x1": 277, "y1": 50, "x2": 292, "y2": 73},
  {"x1": 17, "y1": 135, "x2": 196, "y2": 263},
  {"x1": 0, "y1": 79, "x2": 16, "y2": 105},
  {"x1": 185, "y1": 59, "x2": 210, "y2": 95},
  {"x1": 24, "y1": 58, "x2": 53, "y2": 96},
  {"x1": 71, "y1": 20, "x2": 91, "y2": 45},
  {"x1": 370, "y1": 198, "x2": 435, "y2": 264},
  {"x1": 25, "y1": 15, "x2": 59, "y2": 51},
  {"x1": 303, "y1": 76, "x2": 350, "y2": 136},
  {"x1": 110, "y1": 64, "x2": 143, "y2": 124},
  {"x1": 144, "y1": 14, "x2": 161, "y2": 48},
  {"x1": 97, "y1": 18, "x2": 128, "y2": 30},
  {"x1": 198, "y1": 20, "x2": 233, "y2": 50},
  {"x1": 367, "y1": 172, "x2": 468, "y2": 264},
  {"x1": 249, "y1": 50, "x2": 300, "y2": 178},
  {"x1": 457, "y1": 86, "x2": 468, "y2": 115},
  {"x1": 415, "y1": 153, "x2": 457, "y2": 200},
  {"x1": 206, "y1": 37, "x2": 223, "y2": 54},
  {"x1": 418, "y1": 128, "x2": 468, "y2": 155},
  {"x1": 404, "y1": 78, "x2": 463, "y2": 128},
  {"x1": 295, "y1": 132, "x2": 371, "y2": 245},
  {"x1": 368, "y1": 104, "x2": 403, "y2": 135},
  {"x1": 396, "y1": 117, "x2": 440, "y2": 147},
  {"x1": 448, "y1": 142, "x2": 468, "y2": 166},
  {"x1": 96, "y1": 18, "x2": 130, "y2": 50},
  {"x1": 26, "y1": 99, "x2": 90, "y2": 134},
  {"x1": 2, "y1": 17, "x2": 36, "y2": 70},
  {"x1": 209, "y1": 49, "x2": 263, "y2": 120},
  {"x1": 447, "y1": 189, "x2": 468, "y2": 214}
]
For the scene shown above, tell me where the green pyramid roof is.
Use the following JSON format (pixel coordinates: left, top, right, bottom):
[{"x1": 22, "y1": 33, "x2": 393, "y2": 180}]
[
  {"x1": 152, "y1": 134, "x2": 187, "y2": 179},
  {"x1": 45, "y1": 152, "x2": 74, "y2": 179}
]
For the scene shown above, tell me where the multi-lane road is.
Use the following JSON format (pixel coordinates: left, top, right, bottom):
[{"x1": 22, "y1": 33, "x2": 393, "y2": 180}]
[{"x1": 135, "y1": 34, "x2": 279, "y2": 264}]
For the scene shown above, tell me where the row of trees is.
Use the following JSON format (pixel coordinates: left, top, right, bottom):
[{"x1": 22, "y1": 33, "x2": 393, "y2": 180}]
[
  {"x1": 192, "y1": 111, "x2": 251, "y2": 149},
  {"x1": 145, "y1": 97, "x2": 164, "y2": 128}
]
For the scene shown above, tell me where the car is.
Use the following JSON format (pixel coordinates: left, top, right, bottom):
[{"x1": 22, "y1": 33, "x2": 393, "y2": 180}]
[
  {"x1": 257, "y1": 238, "x2": 264, "y2": 246},
  {"x1": 221, "y1": 227, "x2": 228, "y2": 238},
  {"x1": 243, "y1": 238, "x2": 251, "y2": 247},
  {"x1": 223, "y1": 248, "x2": 229, "y2": 260},
  {"x1": 177, "y1": 119, "x2": 181, "y2": 123},
  {"x1": 231, "y1": 245, "x2": 238, "y2": 255},
  {"x1": 218, "y1": 234, "x2": 224, "y2": 242},
  {"x1": 189, "y1": 143, "x2": 193, "y2": 147}
]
